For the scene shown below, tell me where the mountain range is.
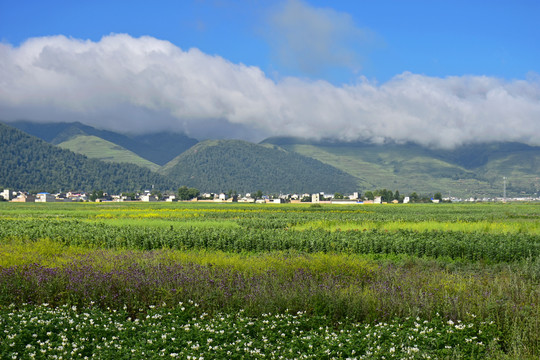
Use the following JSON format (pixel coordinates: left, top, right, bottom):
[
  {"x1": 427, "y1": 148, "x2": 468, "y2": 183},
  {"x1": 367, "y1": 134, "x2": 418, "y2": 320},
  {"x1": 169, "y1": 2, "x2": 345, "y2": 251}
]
[
  {"x1": 2, "y1": 120, "x2": 539, "y2": 197},
  {"x1": 0, "y1": 122, "x2": 175, "y2": 193},
  {"x1": 261, "y1": 137, "x2": 540, "y2": 198},
  {"x1": 161, "y1": 139, "x2": 358, "y2": 194},
  {"x1": 10, "y1": 120, "x2": 198, "y2": 166},
  {"x1": 0, "y1": 121, "x2": 356, "y2": 194}
]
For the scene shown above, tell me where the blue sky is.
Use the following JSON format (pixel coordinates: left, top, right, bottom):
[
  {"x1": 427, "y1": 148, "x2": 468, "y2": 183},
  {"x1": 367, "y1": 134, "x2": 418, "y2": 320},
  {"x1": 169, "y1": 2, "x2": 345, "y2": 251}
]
[
  {"x1": 1, "y1": 0, "x2": 539, "y2": 146},
  {"x1": 2, "y1": 0, "x2": 538, "y2": 83}
]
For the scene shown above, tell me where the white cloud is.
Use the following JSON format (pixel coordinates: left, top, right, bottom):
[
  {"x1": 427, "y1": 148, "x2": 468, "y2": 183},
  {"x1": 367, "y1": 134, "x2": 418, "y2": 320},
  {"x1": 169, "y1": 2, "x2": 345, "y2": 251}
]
[{"x1": 1, "y1": 34, "x2": 539, "y2": 148}]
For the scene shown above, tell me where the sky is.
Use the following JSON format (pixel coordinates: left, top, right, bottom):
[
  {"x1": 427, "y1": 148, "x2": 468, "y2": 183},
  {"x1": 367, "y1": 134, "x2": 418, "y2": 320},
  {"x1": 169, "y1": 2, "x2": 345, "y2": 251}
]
[{"x1": 0, "y1": 0, "x2": 539, "y2": 148}]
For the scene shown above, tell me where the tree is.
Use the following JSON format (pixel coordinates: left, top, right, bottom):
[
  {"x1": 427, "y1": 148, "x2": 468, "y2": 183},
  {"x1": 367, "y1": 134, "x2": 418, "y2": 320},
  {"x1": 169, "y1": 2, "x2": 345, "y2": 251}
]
[
  {"x1": 178, "y1": 186, "x2": 200, "y2": 201},
  {"x1": 122, "y1": 192, "x2": 136, "y2": 199},
  {"x1": 177, "y1": 186, "x2": 189, "y2": 200},
  {"x1": 89, "y1": 190, "x2": 104, "y2": 202},
  {"x1": 334, "y1": 192, "x2": 344, "y2": 199},
  {"x1": 188, "y1": 187, "x2": 200, "y2": 200},
  {"x1": 364, "y1": 191, "x2": 374, "y2": 200},
  {"x1": 381, "y1": 189, "x2": 393, "y2": 202},
  {"x1": 433, "y1": 192, "x2": 443, "y2": 202},
  {"x1": 254, "y1": 190, "x2": 263, "y2": 200},
  {"x1": 409, "y1": 192, "x2": 419, "y2": 203}
]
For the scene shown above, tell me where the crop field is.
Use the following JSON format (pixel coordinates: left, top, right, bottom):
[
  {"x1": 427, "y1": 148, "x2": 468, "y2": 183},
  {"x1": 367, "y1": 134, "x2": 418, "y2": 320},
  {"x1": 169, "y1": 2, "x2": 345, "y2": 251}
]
[{"x1": 0, "y1": 202, "x2": 539, "y2": 359}]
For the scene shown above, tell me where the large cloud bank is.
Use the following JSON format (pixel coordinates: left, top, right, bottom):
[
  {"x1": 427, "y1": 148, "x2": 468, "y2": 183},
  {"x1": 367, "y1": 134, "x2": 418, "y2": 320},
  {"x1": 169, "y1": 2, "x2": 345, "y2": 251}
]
[{"x1": 1, "y1": 34, "x2": 539, "y2": 148}]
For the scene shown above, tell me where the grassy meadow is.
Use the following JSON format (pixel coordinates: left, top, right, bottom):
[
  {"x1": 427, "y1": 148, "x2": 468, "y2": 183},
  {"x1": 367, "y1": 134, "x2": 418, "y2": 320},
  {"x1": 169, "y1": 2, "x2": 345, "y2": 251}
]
[{"x1": 0, "y1": 202, "x2": 539, "y2": 359}]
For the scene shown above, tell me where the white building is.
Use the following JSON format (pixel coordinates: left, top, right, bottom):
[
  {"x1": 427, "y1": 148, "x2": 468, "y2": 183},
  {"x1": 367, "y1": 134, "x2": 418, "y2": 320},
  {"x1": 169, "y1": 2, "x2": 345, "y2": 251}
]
[
  {"x1": 11, "y1": 193, "x2": 35, "y2": 202},
  {"x1": 140, "y1": 194, "x2": 158, "y2": 202},
  {"x1": 67, "y1": 192, "x2": 88, "y2": 202},
  {"x1": 1, "y1": 189, "x2": 14, "y2": 201},
  {"x1": 35, "y1": 193, "x2": 56, "y2": 202},
  {"x1": 112, "y1": 195, "x2": 131, "y2": 202}
]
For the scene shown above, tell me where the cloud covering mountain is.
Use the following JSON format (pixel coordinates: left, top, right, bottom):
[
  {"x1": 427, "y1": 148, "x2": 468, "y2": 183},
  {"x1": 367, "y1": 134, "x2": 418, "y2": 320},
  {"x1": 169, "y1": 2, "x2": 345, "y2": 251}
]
[{"x1": 1, "y1": 34, "x2": 539, "y2": 148}]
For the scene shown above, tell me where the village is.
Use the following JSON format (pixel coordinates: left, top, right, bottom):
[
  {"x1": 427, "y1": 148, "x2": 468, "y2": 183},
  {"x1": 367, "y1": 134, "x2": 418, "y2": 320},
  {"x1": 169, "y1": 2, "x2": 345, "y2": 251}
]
[{"x1": 1, "y1": 188, "x2": 537, "y2": 204}]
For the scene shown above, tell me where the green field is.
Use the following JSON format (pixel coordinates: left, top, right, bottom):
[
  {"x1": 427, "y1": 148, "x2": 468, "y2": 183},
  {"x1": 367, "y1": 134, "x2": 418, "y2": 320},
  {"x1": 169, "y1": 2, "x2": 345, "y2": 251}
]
[{"x1": 0, "y1": 202, "x2": 539, "y2": 359}]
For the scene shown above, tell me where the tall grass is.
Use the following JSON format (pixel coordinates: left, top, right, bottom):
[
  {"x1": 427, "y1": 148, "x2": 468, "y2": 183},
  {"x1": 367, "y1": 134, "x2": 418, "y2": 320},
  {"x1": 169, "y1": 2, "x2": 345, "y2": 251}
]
[
  {"x1": 294, "y1": 219, "x2": 540, "y2": 235},
  {"x1": 1, "y1": 219, "x2": 539, "y2": 262}
]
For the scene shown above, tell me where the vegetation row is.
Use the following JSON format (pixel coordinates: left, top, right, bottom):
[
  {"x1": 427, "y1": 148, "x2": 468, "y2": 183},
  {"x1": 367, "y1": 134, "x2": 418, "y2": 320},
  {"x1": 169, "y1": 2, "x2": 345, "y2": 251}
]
[
  {"x1": 1, "y1": 303, "x2": 501, "y2": 359},
  {"x1": 0, "y1": 218, "x2": 538, "y2": 263}
]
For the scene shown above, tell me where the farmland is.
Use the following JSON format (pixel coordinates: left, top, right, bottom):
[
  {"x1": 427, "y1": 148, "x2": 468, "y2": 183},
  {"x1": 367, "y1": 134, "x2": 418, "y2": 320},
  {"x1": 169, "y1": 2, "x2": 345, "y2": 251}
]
[{"x1": 0, "y1": 202, "x2": 539, "y2": 359}]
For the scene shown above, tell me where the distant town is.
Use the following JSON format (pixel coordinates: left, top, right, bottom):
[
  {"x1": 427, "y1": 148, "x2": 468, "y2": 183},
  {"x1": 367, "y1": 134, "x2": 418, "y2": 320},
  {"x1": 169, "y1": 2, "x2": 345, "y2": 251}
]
[{"x1": 1, "y1": 188, "x2": 538, "y2": 204}]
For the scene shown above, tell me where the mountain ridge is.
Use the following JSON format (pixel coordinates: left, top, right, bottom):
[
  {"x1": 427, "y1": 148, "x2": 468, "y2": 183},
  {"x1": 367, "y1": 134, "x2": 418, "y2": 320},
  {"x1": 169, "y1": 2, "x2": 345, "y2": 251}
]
[
  {"x1": 7, "y1": 120, "x2": 198, "y2": 165},
  {"x1": 261, "y1": 137, "x2": 540, "y2": 197},
  {"x1": 3, "y1": 121, "x2": 538, "y2": 197},
  {"x1": 161, "y1": 139, "x2": 359, "y2": 194},
  {"x1": 0, "y1": 122, "x2": 175, "y2": 193},
  {"x1": 57, "y1": 134, "x2": 161, "y2": 171}
]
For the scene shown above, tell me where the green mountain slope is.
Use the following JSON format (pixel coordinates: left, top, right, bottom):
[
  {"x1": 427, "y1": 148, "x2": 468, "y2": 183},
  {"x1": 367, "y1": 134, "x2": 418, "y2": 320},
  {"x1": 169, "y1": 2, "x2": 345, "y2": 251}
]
[
  {"x1": 57, "y1": 135, "x2": 160, "y2": 171},
  {"x1": 161, "y1": 140, "x2": 359, "y2": 194},
  {"x1": 5, "y1": 120, "x2": 538, "y2": 197},
  {"x1": 8, "y1": 121, "x2": 198, "y2": 165},
  {"x1": 0, "y1": 123, "x2": 175, "y2": 193},
  {"x1": 261, "y1": 137, "x2": 540, "y2": 197}
]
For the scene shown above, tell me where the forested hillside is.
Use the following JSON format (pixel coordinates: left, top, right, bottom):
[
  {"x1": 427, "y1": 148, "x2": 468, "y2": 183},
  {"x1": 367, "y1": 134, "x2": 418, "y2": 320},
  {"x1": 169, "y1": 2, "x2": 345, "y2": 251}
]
[
  {"x1": 8, "y1": 121, "x2": 198, "y2": 165},
  {"x1": 161, "y1": 140, "x2": 359, "y2": 193},
  {"x1": 6, "y1": 121, "x2": 538, "y2": 197},
  {"x1": 0, "y1": 123, "x2": 175, "y2": 193},
  {"x1": 262, "y1": 137, "x2": 540, "y2": 197}
]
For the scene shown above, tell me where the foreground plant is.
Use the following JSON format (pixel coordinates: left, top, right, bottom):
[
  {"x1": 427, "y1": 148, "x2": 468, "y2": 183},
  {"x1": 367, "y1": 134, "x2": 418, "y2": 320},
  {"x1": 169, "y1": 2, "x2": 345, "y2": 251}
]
[
  {"x1": 0, "y1": 303, "x2": 501, "y2": 359},
  {"x1": 0, "y1": 247, "x2": 538, "y2": 356}
]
